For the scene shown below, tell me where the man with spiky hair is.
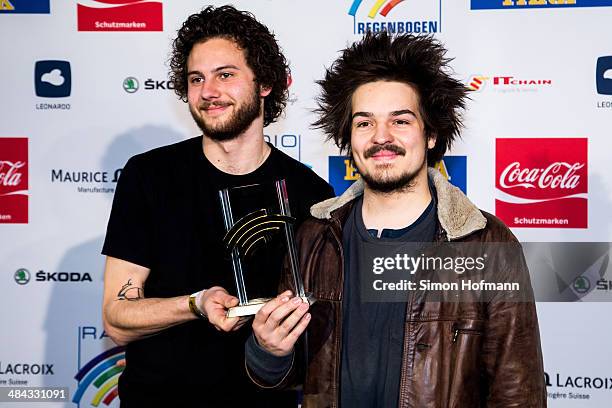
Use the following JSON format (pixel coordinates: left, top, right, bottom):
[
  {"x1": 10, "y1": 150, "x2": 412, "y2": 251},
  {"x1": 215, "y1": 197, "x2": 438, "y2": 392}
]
[
  {"x1": 101, "y1": 5, "x2": 333, "y2": 407},
  {"x1": 246, "y1": 32, "x2": 546, "y2": 407}
]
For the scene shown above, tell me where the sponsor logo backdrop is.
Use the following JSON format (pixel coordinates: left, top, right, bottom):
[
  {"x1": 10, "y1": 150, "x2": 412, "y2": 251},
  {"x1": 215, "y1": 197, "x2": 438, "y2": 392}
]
[{"x1": 1, "y1": 1, "x2": 612, "y2": 406}]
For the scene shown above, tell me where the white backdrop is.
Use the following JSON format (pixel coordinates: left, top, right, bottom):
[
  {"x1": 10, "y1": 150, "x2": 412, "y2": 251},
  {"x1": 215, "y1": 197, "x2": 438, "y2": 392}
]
[{"x1": 1, "y1": 0, "x2": 612, "y2": 406}]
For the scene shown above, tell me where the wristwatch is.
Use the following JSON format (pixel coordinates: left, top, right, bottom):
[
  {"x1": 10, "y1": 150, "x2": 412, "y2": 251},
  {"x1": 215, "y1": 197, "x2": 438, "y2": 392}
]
[{"x1": 189, "y1": 291, "x2": 207, "y2": 320}]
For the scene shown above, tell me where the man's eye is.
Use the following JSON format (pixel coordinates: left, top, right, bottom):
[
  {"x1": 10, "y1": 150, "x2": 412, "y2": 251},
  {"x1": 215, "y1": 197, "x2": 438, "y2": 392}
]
[
  {"x1": 190, "y1": 77, "x2": 203, "y2": 84},
  {"x1": 220, "y1": 72, "x2": 233, "y2": 79},
  {"x1": 355, "y1": 121, "x2": 371, "y2": 128},
  {"x1": 393, "y1": 119, "x2": 410, "y2": 125}
]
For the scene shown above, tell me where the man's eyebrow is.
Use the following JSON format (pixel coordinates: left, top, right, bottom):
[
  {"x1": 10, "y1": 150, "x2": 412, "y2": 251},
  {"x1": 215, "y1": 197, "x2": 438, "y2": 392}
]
[
  {"x1": 391, "y1": 109, "x2": 417, "y2": 117},
  {"x1": 351, "y1": 111, "x2": 373, "y2": 120},
  {"x1": 212, "y1": 65, "x2": 240, "y2": 72},
  {"x1": 186, "y1": 65, "x2": 240, "y2": 77}
]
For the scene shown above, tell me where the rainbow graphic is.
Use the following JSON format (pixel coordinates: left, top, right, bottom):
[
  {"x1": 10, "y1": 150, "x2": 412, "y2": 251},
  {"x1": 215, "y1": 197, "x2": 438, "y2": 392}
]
[
  {"x1": 348, "y1": 0, "x2": 405, "y2": 18},
  {"x1": 347, "y1": 0, "x2": 441, "y2": 35},
  {"x1": 73, "y1": 346, "x2": 125, "y2": 407}
]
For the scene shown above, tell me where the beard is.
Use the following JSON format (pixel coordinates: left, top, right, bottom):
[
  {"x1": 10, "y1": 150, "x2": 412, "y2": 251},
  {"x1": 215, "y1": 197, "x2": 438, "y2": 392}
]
[
  {"x1": 357, "y1": 144, "x2": 426, "y2": 194},
  {"x1": 189, "y1": 84, "x2": 261, "y2": 142}
]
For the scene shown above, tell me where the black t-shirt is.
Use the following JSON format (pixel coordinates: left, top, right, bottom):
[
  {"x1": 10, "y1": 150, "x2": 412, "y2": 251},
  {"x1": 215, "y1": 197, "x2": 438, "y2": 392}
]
[
  {"x1": 341, "y1": 193, "x2": 437, "y2": 408},
  {"x1": 102, "y1": 136, "x2": 334, "y2": 406}
]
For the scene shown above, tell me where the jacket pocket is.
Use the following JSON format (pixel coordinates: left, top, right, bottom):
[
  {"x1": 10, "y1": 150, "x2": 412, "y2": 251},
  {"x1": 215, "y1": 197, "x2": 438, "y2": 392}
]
[{"x1": 448, "y1": 319, "x2": 485, "y2": 407}]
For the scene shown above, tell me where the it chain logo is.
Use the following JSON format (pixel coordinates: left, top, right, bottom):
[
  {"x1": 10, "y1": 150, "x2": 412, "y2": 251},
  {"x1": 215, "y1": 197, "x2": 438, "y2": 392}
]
[
  {"x1": 495, "y1": 138, "x2": 588, "y2": 229},
  {"x1": 77, "y1": 0, "x2": 163, "y2": 32},
  {"x1": 347, "y1": 0, "x2": 441, "y2": 35},
  {"x1": 328, "y1": 155, "x2": 466, "y2": 196},
  {"x1": 34, "y1": 60, "x2": 72, "y2": 110},
  {"x1": 0, "y1": 137, "x2": 28, "y2": 224},
  {"x1": 596, "y1": 56, "x2": 612, "y2": 109},
  {"x1": 466, "y1": 74, "x2": 552, "y2": 93}
]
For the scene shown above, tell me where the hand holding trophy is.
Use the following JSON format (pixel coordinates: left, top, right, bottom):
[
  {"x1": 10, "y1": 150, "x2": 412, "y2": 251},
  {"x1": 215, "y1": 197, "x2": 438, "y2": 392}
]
[{"x1": 218, "y1": 179, "x2": 314, "y2": 318}]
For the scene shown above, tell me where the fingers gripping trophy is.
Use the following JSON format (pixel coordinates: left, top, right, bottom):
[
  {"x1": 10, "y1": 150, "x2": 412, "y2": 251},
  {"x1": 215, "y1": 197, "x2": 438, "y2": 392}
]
[{"x1": 219, "y1": 179, "x2": 314, "y2": 317}]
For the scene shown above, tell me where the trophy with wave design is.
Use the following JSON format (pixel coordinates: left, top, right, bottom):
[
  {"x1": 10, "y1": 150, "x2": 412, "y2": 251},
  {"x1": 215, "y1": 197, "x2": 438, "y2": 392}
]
[{"x1": 219, "y1": 179, "x2": 314, "y2": 317}]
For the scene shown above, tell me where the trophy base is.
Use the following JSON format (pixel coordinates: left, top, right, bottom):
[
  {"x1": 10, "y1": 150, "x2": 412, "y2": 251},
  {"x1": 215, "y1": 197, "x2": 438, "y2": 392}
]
[
  {"x1": 226, "y1": 293, "x2": 316, "y2": 318},
  {"x1": 227, "y1": 298, "x2": 271, "y2": 318}
]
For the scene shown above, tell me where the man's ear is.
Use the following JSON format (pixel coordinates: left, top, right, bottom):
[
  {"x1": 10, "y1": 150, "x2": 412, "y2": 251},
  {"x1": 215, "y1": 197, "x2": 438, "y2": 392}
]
[
  {"x1": 259, "y1": 85, "x2": 272, "y2": 97},
  {"x1": 427, "y1": 133, "x2": 437, "y2": 150}
]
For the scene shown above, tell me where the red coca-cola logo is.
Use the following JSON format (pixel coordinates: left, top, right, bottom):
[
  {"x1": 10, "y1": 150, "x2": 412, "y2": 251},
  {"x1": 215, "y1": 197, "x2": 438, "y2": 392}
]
[
  {"x1": 0, "y1": 138, "x2": 28, "y2": 223},
  {"x1": 0, "y1": 160, "x2": 26, "y2": 189},
  {"x1": 499, "y1": 162, "x2": 583, "y2": 190},
  {"x1": 77, "y1": 0, "x2": 163, "y2": 32},
  {"x1": 496, "y1": 138, "x2": 587, "y2": 229}
]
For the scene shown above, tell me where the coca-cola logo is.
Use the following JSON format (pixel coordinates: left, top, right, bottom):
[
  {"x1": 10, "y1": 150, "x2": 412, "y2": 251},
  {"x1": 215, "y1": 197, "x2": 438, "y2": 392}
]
[
  {"x1": 0, "y1": 160, "x2": 26, "y2": 188},
  {"x1": 495, "y1": 138, "x2": 588, "y2": 229},
  {"x1": 0, "y1": 137, "x2": 28, "y2": 223},
  {"x1": 499, "y1": 162, "x2": 584, "y2": 190}
]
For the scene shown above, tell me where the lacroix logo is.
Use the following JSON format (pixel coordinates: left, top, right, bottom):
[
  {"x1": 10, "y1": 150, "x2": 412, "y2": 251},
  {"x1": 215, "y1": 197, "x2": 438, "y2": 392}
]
[
  {"x1": 77, "y1": 0, "x2": 163, "y2": 32},
  {"x1": 496, "y1": 138, "x2": 587, "y2": 228},
  {"x1": 0, "y1": 137, "x2": 28, "y2": 223}
]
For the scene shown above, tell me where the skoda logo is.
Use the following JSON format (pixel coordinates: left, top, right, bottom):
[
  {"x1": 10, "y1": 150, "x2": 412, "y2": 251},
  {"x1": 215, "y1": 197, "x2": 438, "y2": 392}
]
[
  {"x1": 14, "y1": 268, "x2": 30, "y2": 285},
  {"x1": 123, "y1": 77, "x2": 139, "y2": 93},
  {"x1": 572, "y1": 276, "x2": 590, "y2": 294}
]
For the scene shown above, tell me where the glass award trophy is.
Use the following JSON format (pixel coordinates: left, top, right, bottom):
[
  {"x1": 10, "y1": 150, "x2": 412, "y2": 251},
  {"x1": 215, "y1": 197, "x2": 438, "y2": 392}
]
[{"x1": 219, "y1": 179, "x2": 314, "y2": 317}]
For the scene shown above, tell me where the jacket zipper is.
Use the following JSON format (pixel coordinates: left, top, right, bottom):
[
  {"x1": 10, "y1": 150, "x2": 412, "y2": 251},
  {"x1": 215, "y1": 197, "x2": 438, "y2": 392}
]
[
  {"x1": 330, "y1": 219, "x2": 344, "y2": 408},
  {"x1": 451, "y1": 326, "x2": 482, "y2": 343}
]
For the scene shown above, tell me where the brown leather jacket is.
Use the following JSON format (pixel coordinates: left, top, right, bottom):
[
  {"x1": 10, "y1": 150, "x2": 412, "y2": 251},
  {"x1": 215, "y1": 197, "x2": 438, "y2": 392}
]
[{"x1": 248, "y1": 169, "x2": 546, "y2": 408}]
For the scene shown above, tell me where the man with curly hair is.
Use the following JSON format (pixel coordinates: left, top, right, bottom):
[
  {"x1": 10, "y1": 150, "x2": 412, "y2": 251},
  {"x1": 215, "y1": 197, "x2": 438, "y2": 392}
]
[
  {"x1": 246, "y1": 32, "x2": 546, "y2": 407},
  {"x1": 101, "y1": 5, "x2": 333, "y2": 407}
]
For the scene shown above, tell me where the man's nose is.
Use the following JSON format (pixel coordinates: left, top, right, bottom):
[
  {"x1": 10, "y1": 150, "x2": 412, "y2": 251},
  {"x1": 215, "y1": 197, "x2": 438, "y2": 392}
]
[{"x1": 199, "y1": 79, "x2": 221, "y2": 100}]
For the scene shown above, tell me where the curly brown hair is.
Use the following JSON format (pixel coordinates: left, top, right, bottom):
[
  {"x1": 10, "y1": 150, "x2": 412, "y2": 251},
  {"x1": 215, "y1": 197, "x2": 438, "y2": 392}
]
[
  {"x1": 169, "y1": 5, "x2": 289, "y2": 127},
  {"x1": 313, "y1": 32, "x2": 468, "y2": 165}
]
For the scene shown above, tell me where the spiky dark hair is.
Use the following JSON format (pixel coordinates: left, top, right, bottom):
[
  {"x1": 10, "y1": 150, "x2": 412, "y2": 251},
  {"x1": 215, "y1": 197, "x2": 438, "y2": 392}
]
[{"x1": 313, "y1": 32, "x2": 468, "y2": 165}]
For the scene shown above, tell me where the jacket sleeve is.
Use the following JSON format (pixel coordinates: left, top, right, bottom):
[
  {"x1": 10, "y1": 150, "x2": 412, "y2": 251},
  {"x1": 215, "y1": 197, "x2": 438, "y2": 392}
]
[
  {"x1": 245, "y1": 220, "x2": 315, "y2": 390},
  {"x1": 483, "y1": 241, "x2": 547, "y2": 407}
]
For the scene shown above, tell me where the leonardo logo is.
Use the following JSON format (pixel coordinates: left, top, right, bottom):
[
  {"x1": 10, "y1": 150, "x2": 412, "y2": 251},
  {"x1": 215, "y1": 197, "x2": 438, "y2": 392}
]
[
  {"x1": 14, "y1": 268, "x2": 30, "y2": 285},
  {"x1": 348, "y1": 0, "x2": 441, "y2": 35},
  {"x1": 73, "y1": 346, "x2": 125, "y2": 407},
  {"x1": 123, "y1": 77, "x2": 139, "y2": 93}
]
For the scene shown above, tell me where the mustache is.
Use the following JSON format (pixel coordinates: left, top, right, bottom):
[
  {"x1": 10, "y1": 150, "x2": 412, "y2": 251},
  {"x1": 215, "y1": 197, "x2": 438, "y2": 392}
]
[
  {"x1": 199, "y1": 101, "x2": 232, "y2": 110},
  {"x1": 363, "y1": 144, "x2": 406, "y2": 159}
]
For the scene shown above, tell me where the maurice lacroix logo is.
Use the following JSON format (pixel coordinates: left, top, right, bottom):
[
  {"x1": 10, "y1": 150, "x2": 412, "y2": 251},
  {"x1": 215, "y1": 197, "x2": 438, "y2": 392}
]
[
  {"x1": 51, "y1": 168, "x2": 122, "y2": 194},
  {"x1": 495, "y1": 138, "x2": 588, "y2": 229}
]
